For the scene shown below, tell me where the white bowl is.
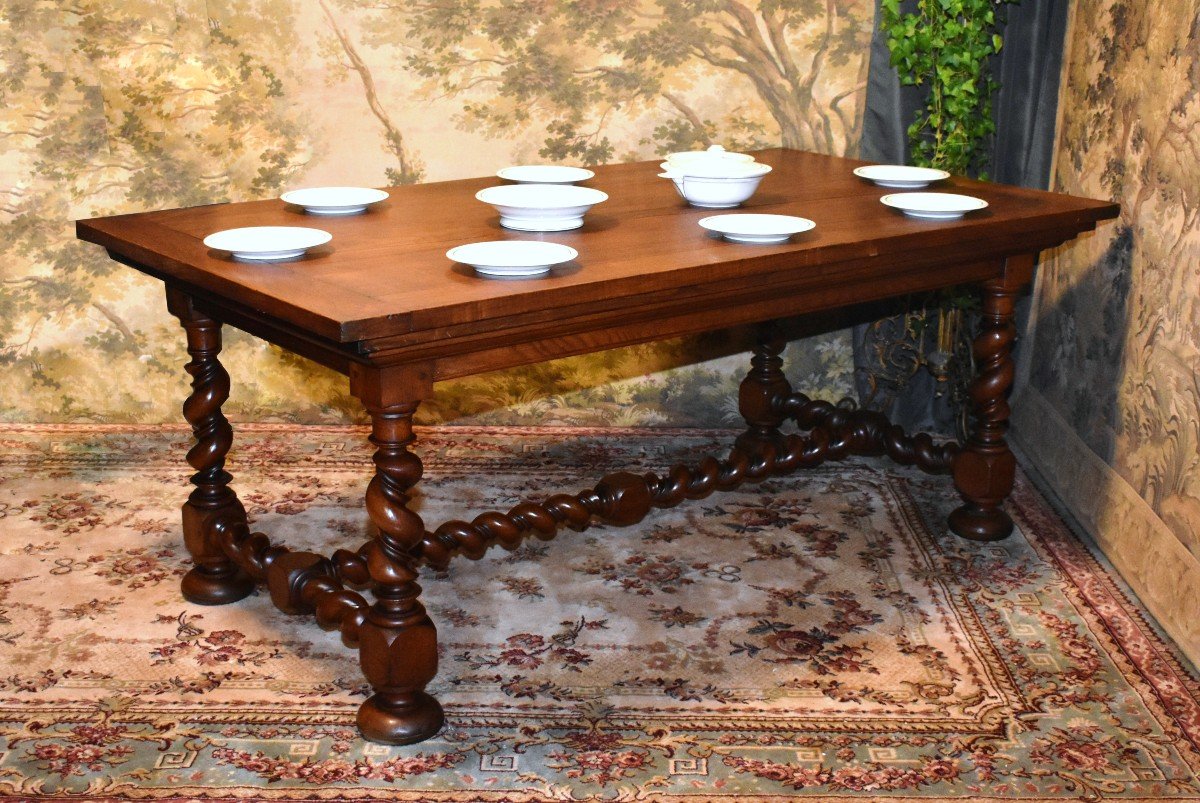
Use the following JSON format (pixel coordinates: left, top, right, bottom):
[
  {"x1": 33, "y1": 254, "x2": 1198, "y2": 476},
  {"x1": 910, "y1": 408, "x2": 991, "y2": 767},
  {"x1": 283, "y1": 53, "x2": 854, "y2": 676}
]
[
  {"x1": 447, "y1": 240, "x2": 578, "y2": 278},
  {"x1": 666, "y1": 145, "x2": 756, "y2": 169},
  {"x1": 659, "y1": 164, "x2": 771, "y2": 208},
  {"x1": 497, "y1": 165, "x2": 595, "y2": 184},
  {"x1": 280, "y1": 186, "x2": 389, "y2": 215},
  {"x1": 475, "y1": 184, "x2": 608, "y2": 231}
]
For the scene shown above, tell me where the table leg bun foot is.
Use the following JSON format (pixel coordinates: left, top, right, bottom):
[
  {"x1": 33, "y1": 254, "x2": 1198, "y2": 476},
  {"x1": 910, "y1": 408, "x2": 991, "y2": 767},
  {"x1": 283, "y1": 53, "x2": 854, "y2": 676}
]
[
  {"x1": 949, "y1": 503, "x2": 1013, "y2": 542},
  {"x1": 357, "y1": 691, "x2": 445, "y2": 745},
  {"x1": 181, "y1": 565, "x2": 255, "y2": 606}
]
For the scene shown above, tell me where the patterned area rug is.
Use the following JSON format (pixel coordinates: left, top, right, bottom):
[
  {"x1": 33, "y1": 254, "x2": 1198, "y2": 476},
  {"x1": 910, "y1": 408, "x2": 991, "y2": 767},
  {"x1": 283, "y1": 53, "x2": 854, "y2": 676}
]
[{"x1": 1, "y1": 424, "x2": 1198, "y2": 801}]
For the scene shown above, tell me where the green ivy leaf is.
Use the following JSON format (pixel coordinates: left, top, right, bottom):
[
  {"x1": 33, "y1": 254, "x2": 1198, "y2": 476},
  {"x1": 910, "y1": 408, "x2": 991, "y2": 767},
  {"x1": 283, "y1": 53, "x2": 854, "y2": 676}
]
[{"x1": 881, "y1": 0, "x2": 1017, "y2": 176}]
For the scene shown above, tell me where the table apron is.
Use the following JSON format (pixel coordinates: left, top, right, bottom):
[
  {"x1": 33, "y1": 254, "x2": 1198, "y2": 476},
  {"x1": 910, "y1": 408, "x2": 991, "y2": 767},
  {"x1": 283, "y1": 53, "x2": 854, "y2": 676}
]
[
  {"x1": 417, "y1": 255, "x2": 1007, "y2": 381},
  {"x1": 182, "y1": 246, "x2": 1036, "y2": 388}
]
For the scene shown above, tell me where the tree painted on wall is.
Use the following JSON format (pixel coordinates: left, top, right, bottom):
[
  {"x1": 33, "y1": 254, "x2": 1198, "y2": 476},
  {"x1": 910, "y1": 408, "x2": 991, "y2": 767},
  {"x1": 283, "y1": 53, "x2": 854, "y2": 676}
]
[
  {"x1": 0, "y1": 0, "x2": 312, "y2": 418},
  {"x1": 318, "y1": 0, "x2": 425, "y2": 184},
  {"x1": 324, "y1": 0, "x2": 872, "y2": 164}
]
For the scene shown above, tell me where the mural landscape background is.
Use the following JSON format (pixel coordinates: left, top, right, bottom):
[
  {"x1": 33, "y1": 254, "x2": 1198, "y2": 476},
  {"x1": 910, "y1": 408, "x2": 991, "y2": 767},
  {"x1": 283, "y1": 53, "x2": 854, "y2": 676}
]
[{"x1": 0, "y1": 0, "x2": 874, "y2": 425}]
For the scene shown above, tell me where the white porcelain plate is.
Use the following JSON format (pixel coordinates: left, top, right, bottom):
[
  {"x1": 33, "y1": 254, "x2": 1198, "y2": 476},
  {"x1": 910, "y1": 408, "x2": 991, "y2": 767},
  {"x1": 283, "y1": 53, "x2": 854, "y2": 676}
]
[
  {"x1": 203, "y1": 226, "x2": 332, "y2": 262},
  {"x1": 447, "y1": 240, "x2": 578, "y2": 278},
  {"x1": 880, "y1": 192, "x2": 988, "y2": 220},
  {"x1": 854, "y1": 165, "x2": 950, "y2": 189},
  {"x1": 497, "y1": 165, "x2": 595, "y2": 184},
  {"x1": 280, "y1": 186, "x2": 389, "y2": 216},
  {"x1": 698, "y1": 213, "x2": 816, "y2": 244},
  {"x1": 476, "y1": 184, "x2": 608, "y2": 231}
]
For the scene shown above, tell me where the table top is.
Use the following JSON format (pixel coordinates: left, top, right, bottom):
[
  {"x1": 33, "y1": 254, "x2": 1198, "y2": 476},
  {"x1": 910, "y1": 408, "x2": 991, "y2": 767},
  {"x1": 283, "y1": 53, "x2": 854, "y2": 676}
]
[{"x1": 77, "y1": 149, "x2": 1118, "y2": 349}]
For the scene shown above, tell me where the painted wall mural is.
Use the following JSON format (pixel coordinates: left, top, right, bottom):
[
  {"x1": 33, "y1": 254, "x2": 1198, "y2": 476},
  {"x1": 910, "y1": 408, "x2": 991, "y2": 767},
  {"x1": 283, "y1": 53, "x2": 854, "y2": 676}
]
[
  {"x1": 0, "y1": 0, "x2": 874, "y2": 425},
  {"x1": 1019, "y1": 0, "x2": 1200, "y2": 656}
]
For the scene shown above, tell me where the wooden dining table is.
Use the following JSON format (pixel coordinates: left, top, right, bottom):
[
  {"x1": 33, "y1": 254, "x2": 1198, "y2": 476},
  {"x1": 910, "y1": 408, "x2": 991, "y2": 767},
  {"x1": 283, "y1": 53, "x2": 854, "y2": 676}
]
[{"x1": 76, "y1": 148, "x2": 1119, "y2": 745}]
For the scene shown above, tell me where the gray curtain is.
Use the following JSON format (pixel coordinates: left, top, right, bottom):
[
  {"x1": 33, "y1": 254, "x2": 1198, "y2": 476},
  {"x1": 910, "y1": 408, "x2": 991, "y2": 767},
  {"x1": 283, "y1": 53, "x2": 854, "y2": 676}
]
[{"x1": 852, "y1": 0, "x2": 1071, "y2": 434}]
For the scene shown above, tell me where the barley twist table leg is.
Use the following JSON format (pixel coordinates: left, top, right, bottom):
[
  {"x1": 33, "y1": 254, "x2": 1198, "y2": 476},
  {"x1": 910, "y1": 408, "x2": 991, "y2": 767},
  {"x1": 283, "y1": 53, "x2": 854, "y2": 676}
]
[
  {"x1": 355, "y1": 401, "x2": 444, "y2": 744},
  {"x1": 950, "y1": 277, "x2": 1020, "y2": 541},
  {"x1": 166, "y1": 289, "x2": 254, "y2": 605},
  {"x1": 735, "y1": 322, "x2": 792, "y2": 463}
]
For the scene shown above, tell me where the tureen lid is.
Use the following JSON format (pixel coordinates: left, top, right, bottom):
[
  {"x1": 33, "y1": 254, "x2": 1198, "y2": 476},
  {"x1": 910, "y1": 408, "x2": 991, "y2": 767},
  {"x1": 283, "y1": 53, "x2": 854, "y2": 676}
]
[{"x1": 665, "y1": 144, "x2": 756, "y2": 167}]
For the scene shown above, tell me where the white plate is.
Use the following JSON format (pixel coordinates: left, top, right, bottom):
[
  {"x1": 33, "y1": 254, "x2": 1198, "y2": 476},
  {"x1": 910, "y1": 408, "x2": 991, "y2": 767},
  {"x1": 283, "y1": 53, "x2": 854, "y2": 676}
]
[
  {"x1": 698, "y1": 214, "x2": 816, "y2": 244},
  {"x1": 280, "y1": 186, "x2": 389, "y2": 216},
  {"x1": 475, "y1": 184, "x2": 608, "y2": 231},
  {"x1": 497, "y1": 165, "x2": 595, "y2": 184},
  {"x1": 447, "y1": 240, "x2": 578, "y2": 278},
  {"x1": 203, "y1": 226, "x2": 332, "y2": 262},
  {"x1": 854, "y1": 165, "x2": 950, "y2": 189},
  {"x1": 880, "y1": 192, "x2": 988, "y2": 220}
]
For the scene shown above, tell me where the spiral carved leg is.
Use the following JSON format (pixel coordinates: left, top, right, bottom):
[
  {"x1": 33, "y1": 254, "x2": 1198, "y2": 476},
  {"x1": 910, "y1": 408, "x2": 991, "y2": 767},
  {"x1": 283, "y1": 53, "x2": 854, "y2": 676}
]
[
  {"x1": 735, "y1": 324, "x2": 792, "y2": 467},
  {"x1": 356, "y1": 402, "x2": 444, "y2": 745},
  {"x1": 167, "y1": 289, "x2": 254, "y2": 606},
  {"x1": 950, "y1": 278, "x2": 1019, "y2": 541}
]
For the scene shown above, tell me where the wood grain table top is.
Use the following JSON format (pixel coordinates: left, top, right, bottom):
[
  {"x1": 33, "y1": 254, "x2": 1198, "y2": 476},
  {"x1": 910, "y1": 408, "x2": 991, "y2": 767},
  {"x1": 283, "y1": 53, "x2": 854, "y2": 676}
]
[{"x1": 77, "y1": 149, "x2": 1119, "y2": 348}]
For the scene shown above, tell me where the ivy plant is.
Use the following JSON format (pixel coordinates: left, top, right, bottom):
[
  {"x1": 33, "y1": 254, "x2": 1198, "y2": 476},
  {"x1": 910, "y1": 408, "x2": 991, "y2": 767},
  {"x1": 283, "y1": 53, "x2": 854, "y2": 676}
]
[
  {"x1": 881, "y1": 0, "x2": 1015, "y2": 177},
  {"x1": 873, "y1": 0, "x2": 1018, "y2": 436}
]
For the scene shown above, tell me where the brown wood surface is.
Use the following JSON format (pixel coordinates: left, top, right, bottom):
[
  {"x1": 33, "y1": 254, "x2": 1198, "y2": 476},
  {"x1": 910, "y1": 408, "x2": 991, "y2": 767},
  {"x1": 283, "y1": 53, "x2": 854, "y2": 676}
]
[{"x1": 78, "y1": 149, "x2": 1118, "y2": 362}]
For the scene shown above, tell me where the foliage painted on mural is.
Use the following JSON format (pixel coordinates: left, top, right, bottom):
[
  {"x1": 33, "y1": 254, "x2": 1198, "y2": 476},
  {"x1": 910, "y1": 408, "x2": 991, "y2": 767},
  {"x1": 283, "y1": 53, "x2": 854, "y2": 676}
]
[
  {"x1": 327, "y1": 0, "x2": 874, "y2": 163},
  {"x1": 1031, "y1": 0, "x2": 1200, "y2": 554},
  {"x1": 0, "y1": 0, "x2": 871, "y2": 423},
  {"x1": 0, "y1": 0, "x2": 314, "y2": 421}
]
